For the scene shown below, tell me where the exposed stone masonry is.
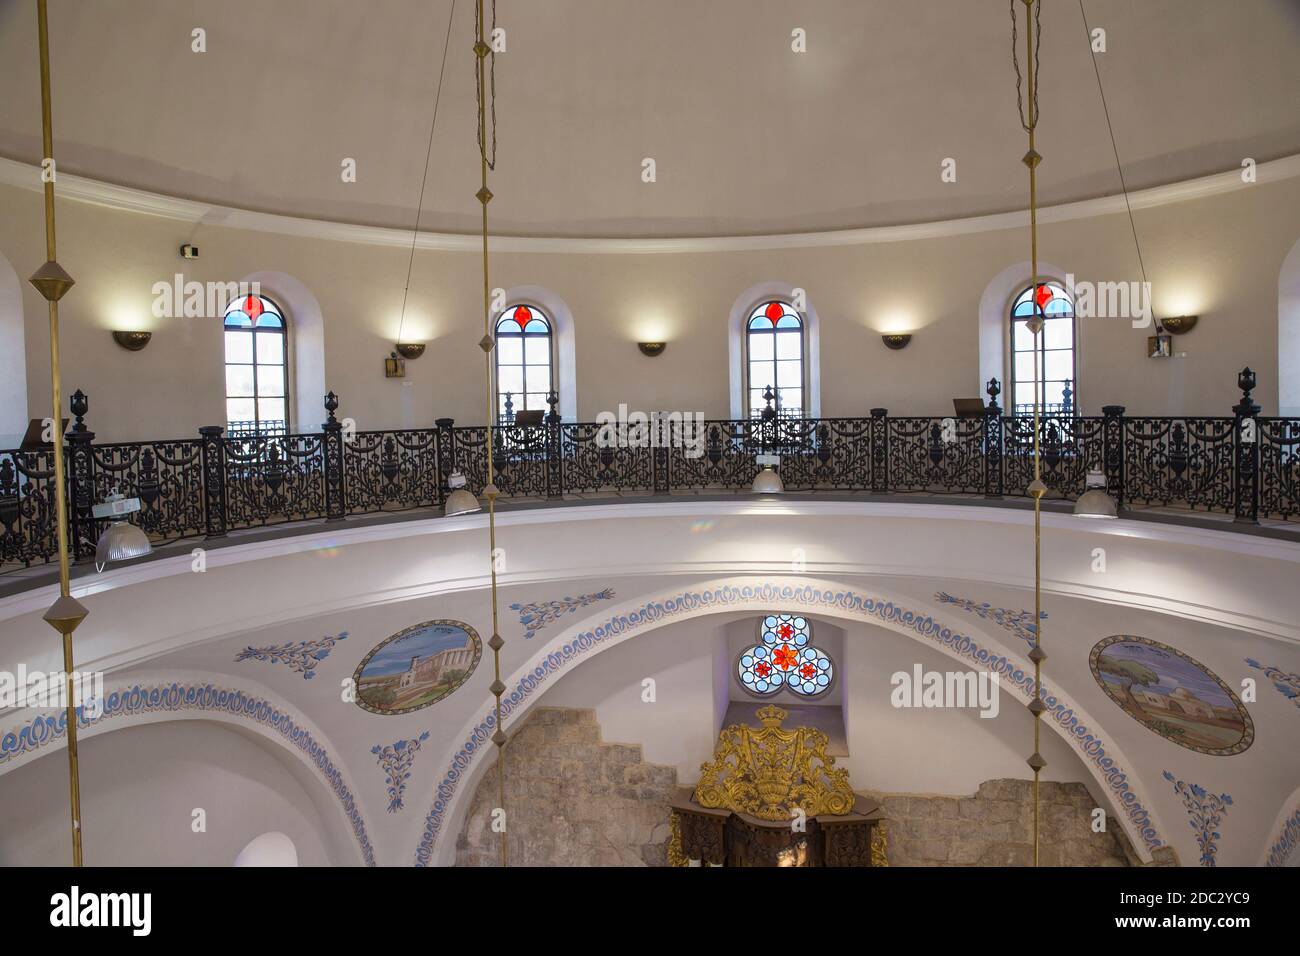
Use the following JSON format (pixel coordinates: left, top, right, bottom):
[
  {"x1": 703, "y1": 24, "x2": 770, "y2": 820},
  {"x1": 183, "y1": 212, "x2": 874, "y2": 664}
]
[{"x1": 456, "y1": 706, "x2": 1133, "y2": 867}]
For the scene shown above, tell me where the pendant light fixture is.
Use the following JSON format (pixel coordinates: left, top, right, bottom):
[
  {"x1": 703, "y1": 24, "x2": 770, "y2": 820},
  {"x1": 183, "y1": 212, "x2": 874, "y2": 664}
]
[
  {"x1": 92, "y1": 489, "x2": 153, "y2": 570},
  {"x1": 444, "y1": 469, "x2": 482, "y2": 516},
  {"x1": 1011, "y1": 0, "x2": 1049, "y2": 867},
  {"x1": 1073, "y1": 469, "x2": 1118, "y2": 519},
  {"x1": 473, "y1": 0, "x2": 509, "y2": 868},
  {"x1": 751, "y1": 385, "x2": 784, "y2": 494},
  {"x1": 30, "y1": 0, "x2": 89, "y2": 867}
]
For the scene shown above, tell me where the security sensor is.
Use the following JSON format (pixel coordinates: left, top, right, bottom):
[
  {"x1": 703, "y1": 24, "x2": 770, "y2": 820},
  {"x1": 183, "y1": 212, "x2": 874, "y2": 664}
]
[{"x1": 179, "y1": 243, "x2": 199, "y2": 259}]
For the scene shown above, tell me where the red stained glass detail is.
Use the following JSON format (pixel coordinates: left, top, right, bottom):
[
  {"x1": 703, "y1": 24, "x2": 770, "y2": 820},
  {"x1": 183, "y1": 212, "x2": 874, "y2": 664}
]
[
  {"x1": 243, "y1": 295, "x2": 264, "y2": 321},
  {"x1": 512, "y1": 305, "x2": 532, "y2": 329},
  {"x1": 799, "y1": 662, "x2": 817, "y2": 680},
  {"x1": 754, "y1": 661, "x2": 772, "y2": 679},
  {"x1": 1034, "y1": 284, "x2": 1054, "y2": 311},
  {"x1": 773, "y1": 644, "x2": 798, "y2": 671},
  {"x1": 777, "y1": 622, "x2": 794, "y2": 640},
  {"x1": 764, "y1": 301, "x2": 784, "y2": 322}
]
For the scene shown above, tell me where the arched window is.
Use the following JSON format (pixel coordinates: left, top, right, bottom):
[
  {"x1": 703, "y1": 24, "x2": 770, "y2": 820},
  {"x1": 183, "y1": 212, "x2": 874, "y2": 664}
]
[
  {"x1": 494, "y1": 304, "x2": 554, "y2": 423},
  {"x1": 224, "y1": 294, "x2": 289, "y2": 436},
  {"x1": 1009, "y1": 282, "x2": 1075, "y2": 416},
  {"x1": 736, "y1": 613, "x2": 834, "y2": 699},
  {"x1": 745, "y1": 301, "x2": 805, "y2": 419}
]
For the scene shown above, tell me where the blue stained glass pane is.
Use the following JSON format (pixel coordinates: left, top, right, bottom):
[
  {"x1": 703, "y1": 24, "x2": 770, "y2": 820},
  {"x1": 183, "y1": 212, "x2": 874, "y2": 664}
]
[
  {"x1": 224, "y1": 313, "x2": 252, "y2": 328},
  {"x1": 775, "y1": 315, "x2": 801, "y2": 329},
  {"x1": 255, "y1": 314, "x2": 283, "y2": 328},
  {"x1": 748, "y1": 315, "x2": 774, "y2": 329},
  {"x1": 524, "y1": 318, "x2": 549, "y2": 334}
]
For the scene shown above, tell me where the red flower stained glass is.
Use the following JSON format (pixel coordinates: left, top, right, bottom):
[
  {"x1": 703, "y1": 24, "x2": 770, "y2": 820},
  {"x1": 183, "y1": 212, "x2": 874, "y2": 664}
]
[
  {"x1": 1034, "y1": 284, "x2": 1054, "y2": 311},
  {"x1": 737, "y1": 614, "x2": 832, "y2": 697},
  {"x1": 772, "y1": 644, "x2": 799, "y2": 671},
  {"x1": 512, "y1": 305, "x2": 532, "y2": 329},
  {"x1": 764, "y1": 301, "x2": 784, "y2": 322},
  {"x1": 243, "y1": 294, "x2": 264, "y2": 321}
]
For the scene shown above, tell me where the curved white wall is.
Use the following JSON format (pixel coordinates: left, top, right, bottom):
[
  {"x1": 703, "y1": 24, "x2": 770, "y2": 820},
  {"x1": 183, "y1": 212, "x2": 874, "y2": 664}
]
[{"x1": 0, "y1": 720, "x2": 344, "y2": 866}]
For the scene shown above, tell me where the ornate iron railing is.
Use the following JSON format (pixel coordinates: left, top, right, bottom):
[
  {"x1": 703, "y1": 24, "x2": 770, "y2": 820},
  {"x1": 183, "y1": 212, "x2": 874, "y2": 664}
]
[{"x1": 2, "y1": 370, "x2": 1296, "y2": 576}]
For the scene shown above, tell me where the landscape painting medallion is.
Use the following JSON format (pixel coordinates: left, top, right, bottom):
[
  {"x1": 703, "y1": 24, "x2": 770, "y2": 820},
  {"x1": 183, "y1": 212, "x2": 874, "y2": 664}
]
[
  {"x1": 1089, "y1": 635, "x2": 1253, "y2": 756},
  {"x1": 353, "y1": 620, "x2": 482, "y2": 716}
]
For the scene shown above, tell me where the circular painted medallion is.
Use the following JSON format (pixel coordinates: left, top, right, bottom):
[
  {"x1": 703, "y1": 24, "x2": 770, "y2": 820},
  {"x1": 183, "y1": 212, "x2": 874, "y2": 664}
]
[
  {"x1": 353, "y1": 620, "x2": 482, "y2": 715},
  {"x1": 1089, "y1": 635, "x2": 1253, "y2": 756}
]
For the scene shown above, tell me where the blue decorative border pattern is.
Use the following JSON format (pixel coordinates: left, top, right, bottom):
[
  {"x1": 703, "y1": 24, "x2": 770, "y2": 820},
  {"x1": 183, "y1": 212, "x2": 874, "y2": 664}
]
[
  {"x1": 415, "y1": 583, "x2": 1163, "y2": 865},
  {"x1": 1266, "y1": 805, "x2": 1300, "y2": 867},
  {"x1": 510, "y1": 589, "x2": 615, "y2": 640},
  {"x1": 235, "y1": 631, "x2": 349, "y2": 680},
  {"x1": 935, "y1": 591, "x2": 1045, "y2": 649},
  {"x1": 1245, "y1": 658, "x2": 1300, "y2": 712},
  {"x1": 372, "y1": 732, "x2": 430, "y2": 813},
  {"x1": 0, "y1": 683, "x2": 375, "y2": 866},
  {"x1": 1162, "y1": 770, "x2": 1232, "y2": 867}
]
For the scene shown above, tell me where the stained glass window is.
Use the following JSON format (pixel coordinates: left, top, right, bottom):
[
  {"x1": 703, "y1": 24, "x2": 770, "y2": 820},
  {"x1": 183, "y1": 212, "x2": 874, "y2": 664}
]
[
  {"x1": 224, "y1": 294, "x2": 289, "y2": 436},
  {"x1": 746, "y1": 301, "x2": 804, "y2": 419},
  {"x1": 495, "y1": 304, "x2": 553, "y2": 423},
  {"x1": 737, "y1": 613, "x2": 833, "y2": 698},
  {"x1": 1010, "y1": 282, "x2": 1075, "y2": 416}
]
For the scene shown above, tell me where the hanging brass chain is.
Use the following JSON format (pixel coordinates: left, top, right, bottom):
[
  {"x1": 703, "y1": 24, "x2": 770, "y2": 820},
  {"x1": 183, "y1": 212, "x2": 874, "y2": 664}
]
[
  {"x1": 475, "y1": 0, "x2": 498, "y2": 170},
  {"x1": 1011, "y1": 0, "x2": 1042, "y2": 133}
]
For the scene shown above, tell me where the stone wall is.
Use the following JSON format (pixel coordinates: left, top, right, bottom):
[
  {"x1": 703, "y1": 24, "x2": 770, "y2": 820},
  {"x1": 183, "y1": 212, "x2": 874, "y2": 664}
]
[
  {"x1": 455, "y1": 707, "x2": 1132, "y2": 867},
  {"x1": 455, "y1": 707, "x2": 679, "y2": 867},
  {"x1": 866, "y1": 779, "x2": 1131, "y2": 866}
]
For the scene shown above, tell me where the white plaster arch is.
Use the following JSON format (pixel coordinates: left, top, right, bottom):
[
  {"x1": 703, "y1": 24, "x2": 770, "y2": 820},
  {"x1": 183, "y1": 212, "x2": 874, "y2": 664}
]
[
  {"x1": 978, "y1": 259, "x2": 1072, "y2": 407},
  {"x1": 0, "y1": 248, "x2": 27, "y2": 447},
  {"x1": 0, "y1": 671, "x2": 374, "y2": 865},
  {"x1": 1278, "y1": 237, "x2": 1300, "y2": 417},
  {"x1": 416, "y1": 575, "x2": 1167, "y2": 866},
  {"x1": 237, "y1": 271, "x2": 327, "y2": 432},
  {"x1": 728, "y1": 281, "x2": 822, "y2": 420},
  {"x1": 494, "y1": 285, "x2": 577, "y2": 421},
  {"x1": 234, "y1": 830, "x2": 299, "y2": 867}
]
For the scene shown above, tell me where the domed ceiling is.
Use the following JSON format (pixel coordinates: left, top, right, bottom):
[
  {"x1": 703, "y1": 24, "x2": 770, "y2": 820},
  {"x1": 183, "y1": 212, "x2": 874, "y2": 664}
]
[{"x1": 0, "y1": 0, "x2": 1297, "y2": 238}]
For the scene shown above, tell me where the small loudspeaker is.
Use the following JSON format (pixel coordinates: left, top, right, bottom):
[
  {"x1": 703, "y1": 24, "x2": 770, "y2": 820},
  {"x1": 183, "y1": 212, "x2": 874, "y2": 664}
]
[{"x1": 179, "y1": 243, "x2": 199, "y2": 259}]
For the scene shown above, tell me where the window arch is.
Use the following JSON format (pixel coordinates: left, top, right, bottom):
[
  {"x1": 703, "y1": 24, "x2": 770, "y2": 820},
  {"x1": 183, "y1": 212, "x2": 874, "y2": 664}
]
[
  {"x1": 745, "y1": 300, "x2": 805, "y2": 419},
  {"x1": 494, "y1": 304, "x2": 554, "y2": 423},
  {"x1": 736, "y1": 613, "x2": 834, "y2": 699},
  {"x1": 1009, "y1": 281, "x2": 1076, "y2": 416},
  {"x1": 224, "y1": 293, "x2": 290, "y2": 436}
]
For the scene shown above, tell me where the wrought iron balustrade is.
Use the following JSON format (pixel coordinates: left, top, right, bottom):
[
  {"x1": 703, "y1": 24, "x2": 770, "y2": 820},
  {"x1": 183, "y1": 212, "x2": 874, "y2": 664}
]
[{"x1": 1, "y1": 370, "x2": 1295, "y2": 577}]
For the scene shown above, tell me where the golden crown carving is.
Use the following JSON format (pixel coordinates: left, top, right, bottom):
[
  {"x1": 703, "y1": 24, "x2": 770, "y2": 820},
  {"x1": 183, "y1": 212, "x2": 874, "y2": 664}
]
[{"x1": 693, "y1": 705, "x2": 855, "y2": 821}]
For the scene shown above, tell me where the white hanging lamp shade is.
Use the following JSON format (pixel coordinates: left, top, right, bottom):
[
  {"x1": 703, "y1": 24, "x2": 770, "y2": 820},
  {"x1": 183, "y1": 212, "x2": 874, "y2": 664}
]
[
  {"x1": 444, "y1": 470, "x2": 482, "y2": 516},
  {"x1": 752, "y1": 454, "x2": 784, "y2": 494},
  {"x1": 1073, "y1": 469, "x2": 1118, "y2": 519},
  {"x1": 92, "y1": 490, "x2": 152, "y2": 570}
]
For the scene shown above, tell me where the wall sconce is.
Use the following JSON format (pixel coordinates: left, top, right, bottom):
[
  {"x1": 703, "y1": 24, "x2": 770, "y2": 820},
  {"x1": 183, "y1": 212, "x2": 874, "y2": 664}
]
[
  {"x1": 881, "y1": 333, "x2": 912, "y2": 350},
  {"x1": 637, "y1": 342, "x2": 666, "y2": 357},
  {"x1": 384, "y1": 352, "x2": 406, "y2": 378},
  {"x1": 395, "y1": 342, "x2": 426, "y2": 359},
  {"x1": 111, "y1": 330, "x2": 151, "y2": 352},
  {"x1": 1160, "y1": 315, "x2": 1198, "y2": 335}
]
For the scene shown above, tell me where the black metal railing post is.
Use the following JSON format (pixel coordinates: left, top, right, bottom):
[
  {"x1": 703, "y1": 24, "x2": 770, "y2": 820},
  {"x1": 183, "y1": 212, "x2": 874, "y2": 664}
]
[
  {"x1": 870, "y1": 408, "x2": 888, "y2": 493},
  {"x1": 545, "y1": 390, "x2": 562, "y2": 499},
  {"x1": 983, "y1": 378, "x2": 1003, "y2": 498},
  {"x1": 1102, "y1": 404, "x2": 1126, "y2": 509},
  {"x1": 321, "y1": 391, "x2": 345, "y2": 520},
  {"x1": 1233, "y1": 368, "x2": 1260, "y2": 524},
  {"x1": 66, "y1": 388, "x2": 96, "y2": 561},
  {"x1": 435, "y1": 417, "x2": 455, "y2": 508},
  {"x1": 199, "y1": 424, "x2": 228, "y2": 538}
]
